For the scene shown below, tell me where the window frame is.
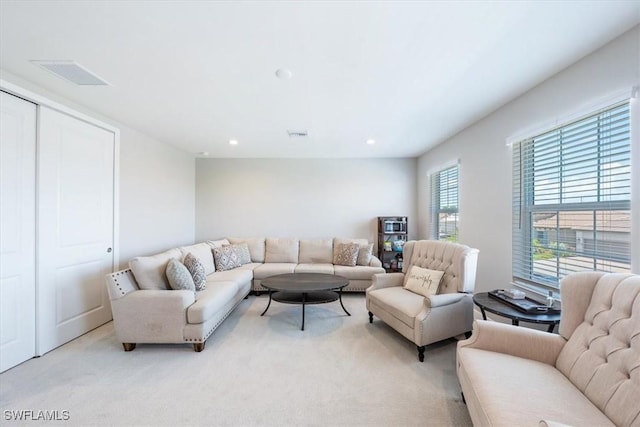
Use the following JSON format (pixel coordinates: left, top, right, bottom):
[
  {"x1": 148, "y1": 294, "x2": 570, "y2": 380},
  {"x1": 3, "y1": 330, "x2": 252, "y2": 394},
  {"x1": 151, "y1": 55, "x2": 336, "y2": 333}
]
[
  {"x1": 512, "y1": 100, "x2": 631, "y2": 292},
  {"x1": 430, "y1": 163, "x2": 459, "y2": 242}
]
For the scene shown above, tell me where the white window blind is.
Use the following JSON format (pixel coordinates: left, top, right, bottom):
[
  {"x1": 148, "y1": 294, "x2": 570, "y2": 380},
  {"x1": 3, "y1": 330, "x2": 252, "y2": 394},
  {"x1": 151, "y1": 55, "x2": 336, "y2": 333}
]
[
  {"x1": 430, "y1": 164, "x2": 459, "y2": 242},
  {"x1": 512, "y1": 101, "x2": 631, "y2": 290}
]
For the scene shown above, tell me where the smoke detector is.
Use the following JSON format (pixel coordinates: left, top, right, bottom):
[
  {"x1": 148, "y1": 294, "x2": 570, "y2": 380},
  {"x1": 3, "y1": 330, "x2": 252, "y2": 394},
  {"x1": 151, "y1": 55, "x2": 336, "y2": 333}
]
[
  {"x1": 275, "y1": 68, "x2": 293, "y2": 79},
  {"x1": 30, "y1": 60, "x2": 110, "y2": 86}
]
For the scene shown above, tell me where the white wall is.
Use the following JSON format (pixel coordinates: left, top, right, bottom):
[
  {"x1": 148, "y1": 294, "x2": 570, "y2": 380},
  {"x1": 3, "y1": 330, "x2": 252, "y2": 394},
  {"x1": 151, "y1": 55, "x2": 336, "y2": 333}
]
[
  {"x1": 196, "y1": 158, "x2": 417, "y2": 244},
  {"x1": 417, "y1": 26, "x2": 640, "y2": 294},
  {"x1": 118, "y1": 127, "x2": 195, "y2": 267},
  {"x1": 0, "y1": 71, "x2": 196, "y2": 269}
]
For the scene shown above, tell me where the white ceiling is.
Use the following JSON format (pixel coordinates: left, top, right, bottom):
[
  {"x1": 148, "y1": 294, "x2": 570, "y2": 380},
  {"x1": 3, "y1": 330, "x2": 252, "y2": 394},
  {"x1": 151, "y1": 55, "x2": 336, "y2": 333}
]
[{"x1": 1, "y1": 1, "x2": 638, "y2": 158}]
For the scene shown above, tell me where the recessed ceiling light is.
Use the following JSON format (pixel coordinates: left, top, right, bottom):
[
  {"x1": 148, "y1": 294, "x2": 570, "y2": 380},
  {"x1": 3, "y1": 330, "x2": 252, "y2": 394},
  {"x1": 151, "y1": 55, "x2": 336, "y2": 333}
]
[
  {"x1": 275, "y1": 68, "x2": 293, "y2": 79},
  {"x1": 229, "y1": 139, "x2": 238, "y2": 145},
  {"x1": 366, "y1": 139, "x2": 376, "y2": 145}
]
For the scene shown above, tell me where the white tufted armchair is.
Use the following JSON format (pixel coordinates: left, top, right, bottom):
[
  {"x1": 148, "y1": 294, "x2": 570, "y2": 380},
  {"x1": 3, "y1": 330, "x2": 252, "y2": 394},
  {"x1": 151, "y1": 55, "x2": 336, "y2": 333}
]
[
  {"x1": 366, "y1": 240, "x2": 479, "y2": 362},
  {"x1": 457, "y1": 272, "x2": 639, "y2": 426}
]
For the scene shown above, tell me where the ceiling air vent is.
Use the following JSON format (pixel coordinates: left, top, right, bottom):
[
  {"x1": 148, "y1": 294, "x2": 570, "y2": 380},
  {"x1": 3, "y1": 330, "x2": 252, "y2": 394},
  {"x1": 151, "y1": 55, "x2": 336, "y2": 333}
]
[
  {"x1": 287, "y1": 130, "x2": 308, "y2": 138},
  {"x1": 30, "y1": 60, "x2": 110, "y2": 86}
]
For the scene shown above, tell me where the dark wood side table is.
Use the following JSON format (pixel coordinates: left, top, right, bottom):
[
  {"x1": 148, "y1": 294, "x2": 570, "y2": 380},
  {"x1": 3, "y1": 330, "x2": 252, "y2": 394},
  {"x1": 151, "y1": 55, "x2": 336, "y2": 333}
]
[{"x1": 472, "y1": 292, "x2": 561, "y2": 333}]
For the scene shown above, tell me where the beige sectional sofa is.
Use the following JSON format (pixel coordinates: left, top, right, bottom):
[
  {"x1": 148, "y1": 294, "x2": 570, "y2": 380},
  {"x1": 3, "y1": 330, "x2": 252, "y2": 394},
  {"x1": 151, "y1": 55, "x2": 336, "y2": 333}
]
[
  {"x1": 457, "y1": 272, "x2": 640, "y2": 427},
  {"x1": 105, "y1": 237, "x2": 384, "y2": 352},
  {"x1": 239, "y1": 237, "x2": 385, "y2": 292}
]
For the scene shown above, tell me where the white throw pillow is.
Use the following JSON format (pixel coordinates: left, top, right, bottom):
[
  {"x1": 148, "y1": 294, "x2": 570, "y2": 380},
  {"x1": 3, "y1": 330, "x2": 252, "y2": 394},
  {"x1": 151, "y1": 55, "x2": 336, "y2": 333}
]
[
  {"x1": 404, "y1": 266, "x2": 445, "y2": 297},
  {"x1": 356, "y1": 243, "x2": 374, "y2": 266}
]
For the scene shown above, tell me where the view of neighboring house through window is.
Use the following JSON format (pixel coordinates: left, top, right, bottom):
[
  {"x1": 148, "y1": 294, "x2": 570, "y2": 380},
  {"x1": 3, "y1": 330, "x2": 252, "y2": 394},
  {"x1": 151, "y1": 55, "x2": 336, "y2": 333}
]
[
  {"x1": 430, "y1": 164, "x2": 459, "y2": 242},
  {"x1": 512, "y1": 101, "x2": 631, "y2": 291}
]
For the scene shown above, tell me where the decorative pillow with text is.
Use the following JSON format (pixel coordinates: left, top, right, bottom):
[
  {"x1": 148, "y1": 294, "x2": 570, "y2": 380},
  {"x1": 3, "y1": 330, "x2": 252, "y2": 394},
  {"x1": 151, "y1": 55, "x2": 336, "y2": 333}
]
[{"x1": 403, "y1": 266, "x2": 445, "y2": 297}]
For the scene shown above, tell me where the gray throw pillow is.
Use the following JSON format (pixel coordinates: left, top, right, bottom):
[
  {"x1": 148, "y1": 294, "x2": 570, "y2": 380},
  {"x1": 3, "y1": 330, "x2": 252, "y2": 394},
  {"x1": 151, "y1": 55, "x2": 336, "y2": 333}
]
[
  {"x1": 183, "y1": 252, "x2": 207, "y2": 291},
  {"x1": 333, "y1": 243, "x2": 359, "y2": 267},
  {"x1": 213, "y1": 246, "x2": 242, "y2": 271},
  {"x1": 230, "y1": 243, "x2": 251, "y2": 265},
  {"x1": 166, "y1": 258, "x2": 196, "y2": 291}
]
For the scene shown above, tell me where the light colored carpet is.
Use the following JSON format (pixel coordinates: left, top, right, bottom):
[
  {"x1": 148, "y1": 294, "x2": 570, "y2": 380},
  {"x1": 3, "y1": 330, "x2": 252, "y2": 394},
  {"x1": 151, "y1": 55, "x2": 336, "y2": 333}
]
[{"x1": 0, "y1": 294, "x2": 472, "y2": 426}]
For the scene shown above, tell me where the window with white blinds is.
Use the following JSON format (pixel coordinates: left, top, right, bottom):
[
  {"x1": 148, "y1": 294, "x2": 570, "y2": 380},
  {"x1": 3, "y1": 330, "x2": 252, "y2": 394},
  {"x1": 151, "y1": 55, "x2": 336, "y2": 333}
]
[
  {"x1": 512, "y1": 101, "x2": 631, "y2": 290},
  {"x1": 430, "y1": 164, "x2": 459, "y2": 242}
]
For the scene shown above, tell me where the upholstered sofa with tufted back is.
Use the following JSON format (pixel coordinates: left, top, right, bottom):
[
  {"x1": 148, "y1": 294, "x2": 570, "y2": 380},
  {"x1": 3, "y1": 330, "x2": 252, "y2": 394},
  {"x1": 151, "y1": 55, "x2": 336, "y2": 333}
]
[
  {"x1": 457, "y1": 272, "x2": 640, "y2": 426},
  {"x1": 366, "y1": 240, "x2": 479, "y2": 361}
]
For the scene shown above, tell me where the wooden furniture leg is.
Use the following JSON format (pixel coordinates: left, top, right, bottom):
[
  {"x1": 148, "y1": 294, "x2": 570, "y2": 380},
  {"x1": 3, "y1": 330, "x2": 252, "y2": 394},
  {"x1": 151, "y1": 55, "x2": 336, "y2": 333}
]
[
  {"x1": 122, "y1": 343, "x2": 136, "y2": 352},
  {"x1": 417, "y1": 345, "x2": 426, "y2": 362}
]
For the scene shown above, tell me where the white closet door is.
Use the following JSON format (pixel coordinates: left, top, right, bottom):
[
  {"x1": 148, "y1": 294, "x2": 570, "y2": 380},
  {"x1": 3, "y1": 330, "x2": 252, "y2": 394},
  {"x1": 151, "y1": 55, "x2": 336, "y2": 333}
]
[
  {"x1": 0, "y1": 91, "x2": 37, "y2": 372},
  {"x1": 38, "y1": 106, "x2": 115, "y2": 354}
]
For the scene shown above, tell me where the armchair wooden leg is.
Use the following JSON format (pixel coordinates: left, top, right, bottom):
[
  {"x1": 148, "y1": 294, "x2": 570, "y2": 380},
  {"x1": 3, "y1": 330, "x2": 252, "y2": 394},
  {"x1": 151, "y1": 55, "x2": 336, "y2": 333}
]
[
  {"x1": 122, "y1": 343, "x2": 136, "y2": 352},
  {"x1": 417, "y1": 345, "x2": 426, "y2": 362},
  {"x1": 193, "y1": 342, "x2": 205, "y2": 352},
  {"x1": 368, "y1": 311, "x2": 373, "y2": 323}
]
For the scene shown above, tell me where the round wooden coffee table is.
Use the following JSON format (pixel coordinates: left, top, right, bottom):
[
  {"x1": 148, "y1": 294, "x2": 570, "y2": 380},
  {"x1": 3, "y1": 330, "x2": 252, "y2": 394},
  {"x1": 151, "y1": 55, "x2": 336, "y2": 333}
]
[{"x1": 260, "y1": 273, "x2": 351, "y2": 330}]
